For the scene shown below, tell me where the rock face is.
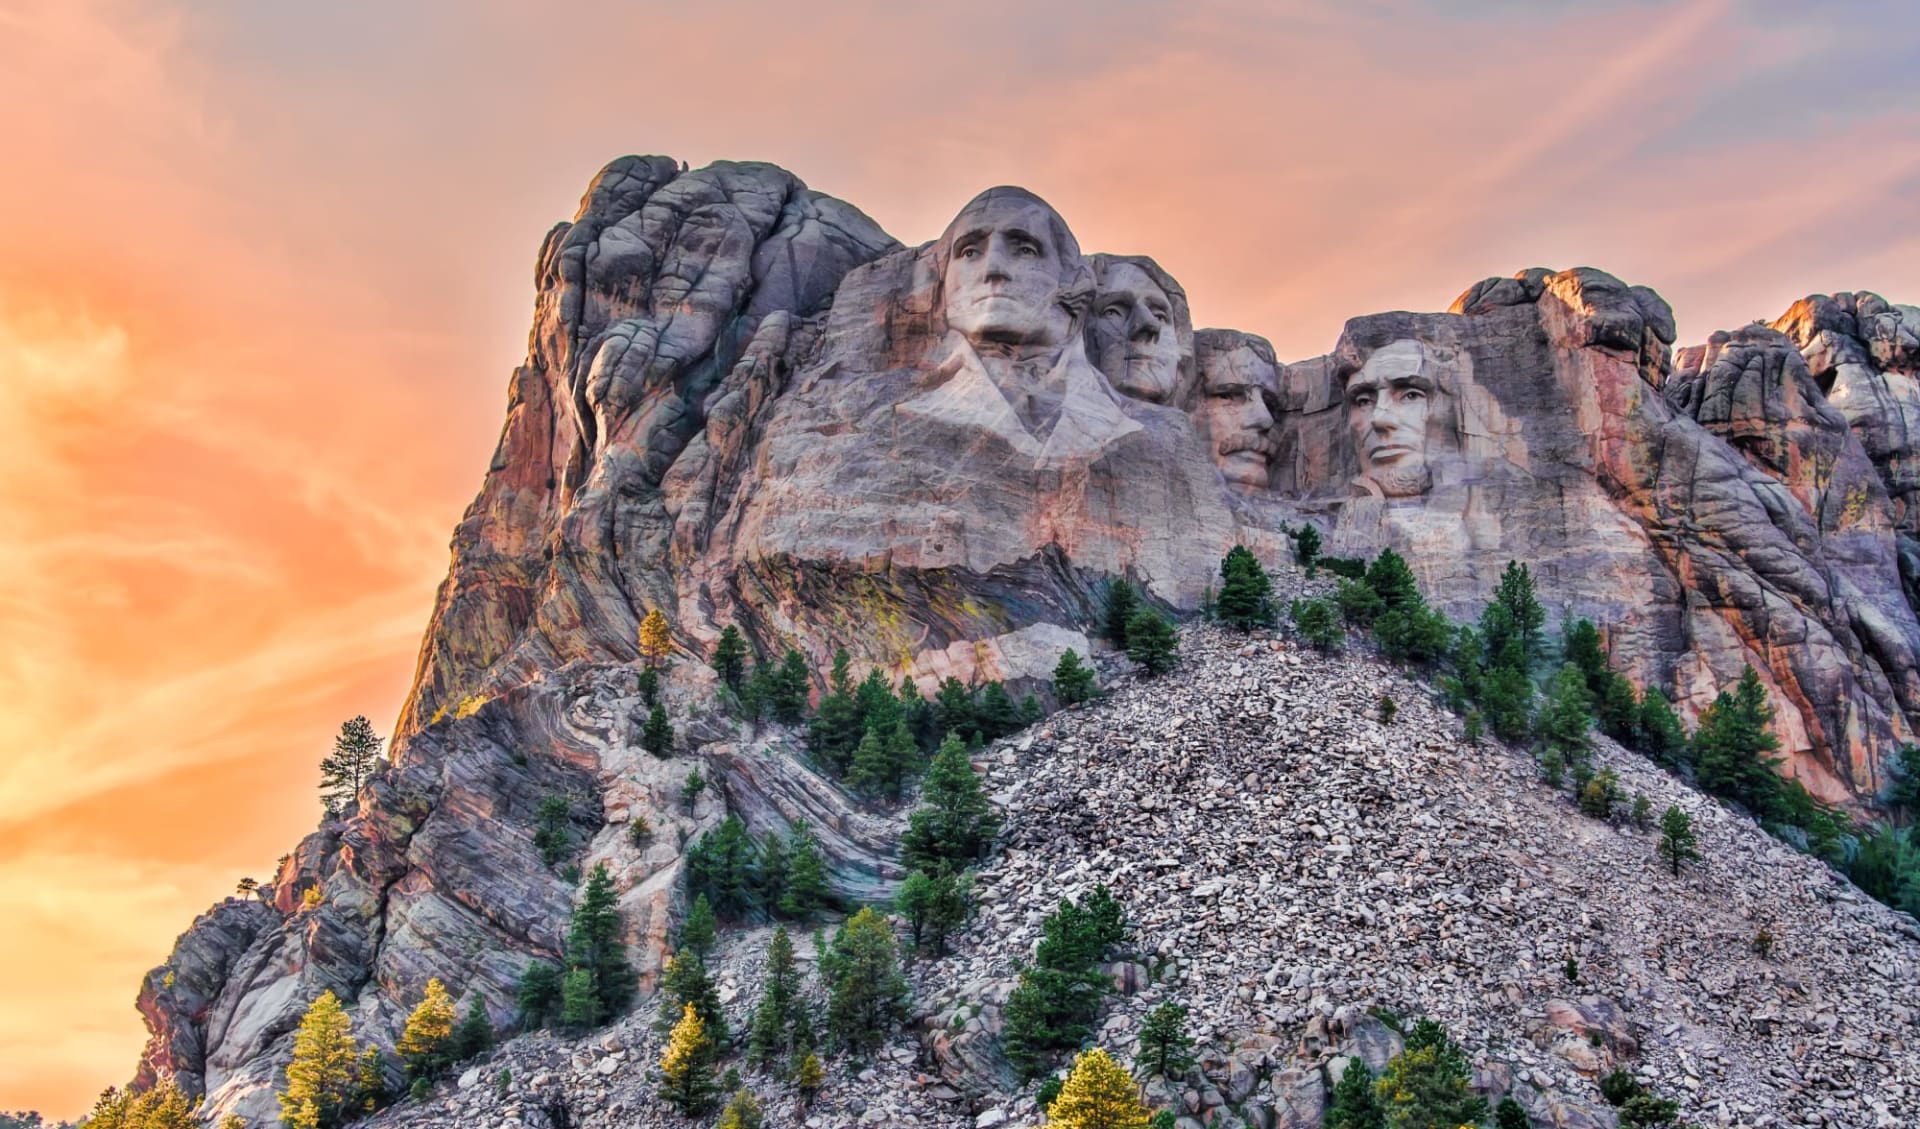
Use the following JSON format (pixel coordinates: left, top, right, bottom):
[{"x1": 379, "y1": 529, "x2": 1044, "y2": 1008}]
[{"x1": 129, "y1": 156, "x2": 1920, "y2": 1123}]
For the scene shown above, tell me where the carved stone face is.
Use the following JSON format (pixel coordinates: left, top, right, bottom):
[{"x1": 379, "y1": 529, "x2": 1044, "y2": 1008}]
[
  {"x1": 1199, "y1": 346, "x2": 1279, "y2": 488},
  {"x1": 1091, "y1": 261, "x2": 1183, "y2": 402},
  {"x1": 1345, "y1": 339, "x2": 1438, "y2": 497},
  {"x1": 940, "y1": 192, "x2": 1077, "y2": 349}
]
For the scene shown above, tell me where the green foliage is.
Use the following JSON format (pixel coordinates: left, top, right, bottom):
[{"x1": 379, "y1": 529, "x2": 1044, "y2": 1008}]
[
  {"x1": 1002, "y1": 888, "x2": 1129, "y2": 1080},
  {"x1": 711, "y1": 626, "x2": 749, "y2": 691},
  {"x1": 1124, "y1": 609, "x2": 1179, "y2": 676},
  {"x1": 1102, "y1": 579, "x2": 1139, "y2": 649},
  {"x1": 779, "y1": 820, "x2": 834, "y2": 920},
  {"x1": 1372, "y1": 1019, "x2": 1487, "y2": 1129},
  {"x1": 680, "y1": 894, "x2": 718, "y2": 963},
  {"x1": 1637, "y1": 688, "x2": 1690, "y2": 768},
  {"x1": 681, "y1": 766, "x2": 706, "y2": 813},
  {"x1": 1886, "y1": 743, "x2": 1920, "y2": 823},
  {"x1": 772, "y1": 649, "x2": 811, "y2": 724},
  {"x1": 1494, "y1": 1095, "x2": 1529, "y2": 1129},
  {"x1": 1336, "y1": 578, "x2": 1386, "y2": 628},
  {"x1": 1290, "y1": 523, "x2": 1322, "y2": 568},
  {"x1": 1217, "y1": 545, "x2": 1277, "y2": 630},
  {"x1": 533, "y1": 795, "x2": 572, "y2": 868},
  {"x1": 636, "y1": 666, "x2": 660, "y2": 708},
  {"x1": 1364, "y1": 548, "x2": 1421, "y2": 613},
  {"x1": 1536, "y1": 663, "x2": 1594, "y2": 773},
  {"x1": 1290, "y1": 596, "x2": 1343, "y2": 652},
  {"x1": 397, "y1": 979, "x2": 457, "y2": 1082},
  {"x1": 558, "y1": 968, "x2": 597, "y2": 1031},
  {"x1": 562, "y1": 863, "x2": 638, "y2": 1027},
  {"x1": 1374, "y1": 602, "x2": 1453, "y2": 667},
  {"x1": 78, "y1": 1080, "x2": 199, "y2": 1129},
  {"x1": 1593, "y1": 671, "x2": 1641, "y2": 744},
  {"x1": 808, "y1": 648, "x2": 864, "y2": 773},
  {"x1": 1323, "y1": 1057, "x2": 1386, "y2": 1129},
  {"x1": 1319, "y1": 555, "x2": 1369, "y2": 580},
  {"x1": 641, "y1": 704, "x2": 675, "y2": 758},
  {"x1": 686, "y1": 815, "x2": 761, "y2": 920},
  {"x1": 1481, "y1": 664, "x2": 1535, "y2": 744},
  {"x1": 658, "y1": 1003, "x2": 719, "y2": 1116},
  {"x1": 1692, "y1": 666, "x2": 1783, "y2": 816},
  {"x1": 1377, "y1": 694, "x2": 1396, "y2": 726},
  {"x1": 515, "y1": 961, "x2": 562, "y2": 1029},
  {"x1": 1054, "y1": 648, "x2": 1099, "y2": 704},
  {"x1": 823, "y1": 908, "x2": 909, "y2": 1058},
  {"x1": 1136, "y1": 1001, "x2": 1194, "y2": 1079},
  {"x1": 278, "y1": 991, "x2": 364, "y2": 1129},
  {"x1": 902, "y1": 733, "x2": 1001, "y2": 872},
  {"x1": 319, "y1": 715, "x2": 384, "y2": 818},
  {"x1": 715, "y1": 1086, "x2": 764, "y2": 1129},
  {"x1": 747, "y1": 927, "x2": 803, "y2": 1073},
  {"x1": 1658, "y1": 805, "x2": 1700, "y2": 876},
  {"x1": 895, "y1": 866, "x2": 972, "y2": 956},
  {"x1": 1844, "y1": 824, "x2": 1920, "y2": 916},
  {"x1": 934, "y1": 677, "x2": 976, "y2": 742},
  {"x1": 1485, "y1": 560, "x2": 1545, "y2": 670},
  {"x1": 449, "y1": 994, "x2": 492, "y2": 1063},
  {"x1": 660, "y1": 950, "x2": 728, "y2": 1045}
]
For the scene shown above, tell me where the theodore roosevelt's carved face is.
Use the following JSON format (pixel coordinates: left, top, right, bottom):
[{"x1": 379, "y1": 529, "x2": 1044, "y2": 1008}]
[
  {"x1": 1090, "y1": 260, "x2": 1183, "y2": 403},
  {"x1": 1198, "y1": 345, "x2": 1279, "y2": 487},
  {"x1": 1345, "y1": 339, "x2": 1440, "y2": 497},
  {"x1": 940, "y1": 191, "x2": 1078, "y2": 349}
]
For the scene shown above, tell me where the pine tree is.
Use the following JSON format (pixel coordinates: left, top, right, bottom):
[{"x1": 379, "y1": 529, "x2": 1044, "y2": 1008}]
[
  {"x1": 279, "y1": 991, "x2": 363, "y2": 1129},
  {"x1": 686, "y1": 815, "x2": 760, "y2": 920},
  {"x1": 659, "y1": 951, "x2": 728, "y2": 1045},
  {"x1": 638, "y1": 607, "x2": 674, "y2": 668},
  {"x1": 1103, "y1": 579, "x2": 1140, "y2": 649},
  {"x1": 1494, "y1": 1096, "x2": 1529, "y2": 1129},
  {"x1": 658, "y1": 1003, "x2": 719, "y2": 1116},
  {"x1": 635, "y1": 665, "x2": 661, "y2": 707},
  {"x1": 1054, "y1": 648, "x2": 1098, "y2": 704},
  {"x1": 1373, "y1": 1036, "x2": 1487, "y2": 1129},
  {"x1": 1537, "y1": 662, "x2": 1594, "y2": 770},
  {"x1": 780, "y1": 820, "x2": 832, "y2": 920},
  {"x1": 1693, "y1": 665, "x2": 1783, "y2": 816},
  {"x1": 902, "y1": 734, "x2": 1001, "y2": 871},
  {"x1": 715, "y1": 1086, "x2": 765, "y2": 1129},
  {"x1": 823, "y1": 908, "x2": 909, "y2": 1058},
  {"x1": 1337, "y1": 577, "x2": 1386, "y2": 628},
  {"x1": 934, "y1": 677, "x2": 976, "y2": 740},
  {"x1": 1481, "y1": 664, "x2": 1535, "y2": 744},
  {"x1": 1659, "y1": 805, "x2": 1700, "y2": 875},
  {"x1": 1045, "y1": 1048, "x2": 1152, "y2": 1129},
  {"x1": 1594, "y1": 670, "x2": 1641, "y2": 744},
  {"x1": 682, "y1": 766, "x2": 707, "y2": 813},
  {"x1": 1217, "y1": 545, "x2": 1276, "y2": 631},
  {"x1": 894, "y1": 866, "x2": 972, "y2": 956},
  {"x1": 1324, "y1": 1057, "x2": 1385, "y2": 1129},
  {"x1": 318, "y1": 716, "x2": 384, "y2": 817},
  {"x1": 680, "y1": 894, "x2": 718, "y2": 963},
  {"x1": 975, "y1": 682, "x2": 1020, "y2": 739},
  {"x1": 848, "y1": 725, "x2": 889, "y2": 797},
  {"x1": 1003, "y1": 890, "x2": 1129, "y2": 1080},
  {"x1": 397, "y1": 978, "x2": 457, "y2": 1082},
  {"x1": 711, "y1": 626, "x2": 749, "y2": 691},
  {"x1": 533, "y1": 794, "x2": 572, "y2": 866},
  {"x1": 558, "y1": 968, "x2": 597, "y2": 1031},
  {"x1": 1363, "y1": 548, "x2": 1421, "y2": 613},
  {"x1": 355, "y1": 1046, "x2": 386, "y2": 1114},
  {"x1": 1125, "y1": 609, "x2": 1179, "y2": 677},
  {"x1": 884, "y1": 717, "x2": 921, "y2": 797},
  {"x1": 794, "y1": 1051, "x2": 824, "y2": 1107},
  {"x1": 1136, "y1": 1001, "x2": 1194, "y2": 1079},
  {"x1": 566, "y1": 863, "x2": 637, "y2": 1025},
  {"x1": 1486, "y1": 560, "x2": 1546, "y2": 669},
  {"x1": 641, "y1": 704, "x2": 675, "y2": 758},
  {"x1": 1290, "y1": 596, "x2": 1343, "y2": 651},
  {"x1": 1292, "y1": 523, "x2": 1322, "y2": 569},
  {"x1": 808, "y1": 649, "x2": 865, "y2": 773},
  {"x1": 450, "y1": 994, "x2": 492, "y2": 1063},
  {"x1": 1373, "y1": 603, "x2": 1453, "y2": 667},
  {"x1": 516, "y1": 961, "x2": 562, "y2": 1029},
  {"x1": 1887, "y1": 743, "x2": 1920, "y2": 824},
  {"x1": 775, "y1": 649, "x2": 812, "y2": 723},
  {"x1": 1564, "y1": 618, "x2": 1606, "y2": 685},
  {"x1": 757, "y1": 830, "x2": 790, "y2": 914},
  {"x1": 747, "y1": 926, "x2": 800, "y2": 1072}
]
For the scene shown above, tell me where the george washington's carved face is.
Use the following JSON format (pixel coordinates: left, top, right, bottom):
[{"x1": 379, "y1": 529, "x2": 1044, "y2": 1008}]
[
  {"x1": 1090, "y1": 261, "x2": 1183, "y2": 402},
  {"x1": 940, "y1": 191, "x2": 1079, "y2": 349},
  {"x1": 1344, "y1": 339, "x2": 1445, "y2": 497}
]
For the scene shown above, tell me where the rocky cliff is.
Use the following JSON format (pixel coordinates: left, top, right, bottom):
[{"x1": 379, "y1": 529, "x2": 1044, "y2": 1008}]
[{"x1": 129, "y1": 156, "x2": 1920, "y2": 1126}]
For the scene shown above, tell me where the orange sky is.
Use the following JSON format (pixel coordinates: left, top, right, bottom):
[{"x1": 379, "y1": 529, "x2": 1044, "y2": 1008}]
[{"x1": 3, "y1": 0, "x2": 1918, "y2": 1119}]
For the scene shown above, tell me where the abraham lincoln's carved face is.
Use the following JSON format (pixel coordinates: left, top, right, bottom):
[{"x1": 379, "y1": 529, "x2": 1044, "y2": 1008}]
[{"x1": 1345, "y1": 339, "x2": 1442, "y2": 497}]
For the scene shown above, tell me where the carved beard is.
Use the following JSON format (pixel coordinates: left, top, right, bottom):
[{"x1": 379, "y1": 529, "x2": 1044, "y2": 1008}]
[{"x1": 1366, "y1": 460, "x2": 1432, "y2": 499}]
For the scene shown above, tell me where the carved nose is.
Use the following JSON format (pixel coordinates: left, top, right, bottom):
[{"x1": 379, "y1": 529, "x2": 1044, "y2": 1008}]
[
  {"x1": 1246, "y1": 395, "x2": 1274, "y2": 431},
  {"x1": 1128, "y1": 306, "x2": 1160, "y2": 344},
  {"x1": 982, "y1": 241, "x2": 1013, "y2": 280}
]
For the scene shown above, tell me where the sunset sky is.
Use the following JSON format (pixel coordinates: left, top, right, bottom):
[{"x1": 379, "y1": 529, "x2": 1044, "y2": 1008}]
[{"x1": 3, "y1": 0, "x2": 1918, "y2": 1119}]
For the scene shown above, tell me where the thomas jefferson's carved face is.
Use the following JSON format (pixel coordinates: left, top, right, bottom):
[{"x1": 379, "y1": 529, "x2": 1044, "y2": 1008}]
[
  {"x1": 1091, "y1": 261, "x2": 1183, "y2": 402},
  {"x1": 1199, "y1": 347, "x2": 1279, "y2": 488},
  {"x1": 941, "y1": 195, "x2": 1075, "y2": 348},
  {"x1": 1345, "y1": 339, "x2": 1439, "y2": 497}
]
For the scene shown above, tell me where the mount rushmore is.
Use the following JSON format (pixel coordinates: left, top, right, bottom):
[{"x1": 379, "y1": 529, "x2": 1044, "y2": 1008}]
[{"x1": 132, "y1": 155, "x2": 1920, "y2": 1125}]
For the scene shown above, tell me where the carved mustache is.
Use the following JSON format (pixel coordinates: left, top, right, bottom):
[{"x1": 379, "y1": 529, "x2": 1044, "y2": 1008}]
[{"x1": 1217, "y1": 435, "x2": 1276, "y2": 457}]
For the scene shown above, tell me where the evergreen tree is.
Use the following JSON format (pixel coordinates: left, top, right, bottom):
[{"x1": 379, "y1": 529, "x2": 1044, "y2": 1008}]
[
  {"x1": 794, "y1": 1052, "x2": 824, "y2": 1107},
  {"x1": 711, "y1": 626, "x2": 749, "y2": 691},
  {"x1": 1637, "y1": 687, "x2": 1690, "y2": 768},
  {"x1": 934, "y1": 677, "x2": 976, "y2": 740},
  {"x1": 1364, "y1": 548, "x2": 1422, "y2": 613},
  {"x1": 1054, "y1": 648, "x2": 1099, "y2": 704},
  {"x1": 558, "y1": 968, "x2": 597, "y2": 1031},
  {"x1": 516, "y1": 961, "x2": 562, "y2": 1029},
  {"x1": 1481, "y1": 664, "x2": 1535, "y2": 744},
  {"x1": 278, "y1": 991, "x2": 363, "y2": 1129},
  {"x1": 1292, "y1": 523, "x2": 1322, "y2": 569},
  {"x1": 1486, "y1": 560, "x2": 1546, "y2": 669},
  {"x1": 641, "y1": 704, "x2": 674, "y2": 758},
  {"x1": 848, "y1": 725, "x2": 889, "y2": 797},
  {"x1": 397, "y1": 978, "x2": 457, "y2": 1082},
  {"x1": 680, "y1": 894, "x2": 718, "y2": 963},
  {"x1": 854, "y1": 668, "x2": 901, "y2": 733},
  {"x1": 894, "y1": 866, "x2": 972, "y2": 956},
  {"x1": 1374, "y1": 603, "x2": 1453, "y2": 667},
  {"x1": 681, "y1": 766, "x2": 706, "y2": 813},
  {"x1": 1886, "y1": 743, "x2": 1920, "y2": 824},
  {"x1": 318, "y1": 716, "x2": 384, "y2": 817},
  {"x1": 747, "y1": 926, "x2": 801, "y2": 1072},
  {"x1": 1337, "y1": 577, "x2": 1386, "y2": 628},
  {"x1": 1693, "y1": 666, "x2": 1783, "y2": 815},
  {"x1": 902, "y1": 734, "x2": 1001, "y2": 871},
  {"x1": 823, "y1": 908, "x2": 909, "y2": 1058},
  {"x1": 1593, "y1": 670, "x2": 1641, "y2": 744},
  {"x1": 1136, "y1": 1001, "x2": 1195, "y2": 1079},
  {"x1": 757, "y1": 830, "x2": 790, "y2": 914},
  {"x1": 78, "y1": 1081, "x2": 201, "y2": 1129},
  {"x1": 1494, "y1": 1096, "x2": 1529, "y2": 1129},
  {"x1": 1045, "y1": 1048, "x2": 1152, "y2": 1129},
  {"x1": 636, "y1": 665, "x2": 660, "y2": 708},
  {"x1": 1373, "y1": 1034, "x2": 1487, "y2": 1129},
  {"x1": 774, "y1": 649, "x2": 812, "y2": 723},
  {"x1": 1658, "y1": 805, "x2": 1700, "y2": 875},
  {"x1": 1290, "y1": 596, "x2": 1343, "y2": 652},
  {"x1": 658, "y1": 1003, "x2": 719, "y2": 1116},
  {"x1": 1002, "y1": 890, "x2": 1129, "y2": 1080},
  {"x1": 566, "y1": 863, "x2": 638, "y2": 1024},
  {"x1": 449, "y1": 994, "x2": 492, "y2": 1063},
  {"x1": 780, "y1": 820, "x2": 833, "y2": 920},
  {"x1": 808, "y1": 648, "x2": 864, "y2": 773},
  {"x1": 659, "y1": 951, "x2": 728, "y2": 1045},
  {"x1": 1102, "y1": 579, "x2": 1139, "y2": 649},
  {"x1": 715, "y1": 1086, "x2": 765, "y2": 1129},
  {"x1": 1125, "y1": 609, "x2": 1179, "y2": 676},
  {"x1": 975, "y1": 681, "x2": 1021, "y2": 739},
  {"x1": 355, "y1": 1047, "x2": 386, "y2": 1115},
  {"x1": 686, "y1": 815, "x2": 760, "y2": 920},
  {"x1": 1324, "y1": 1058, "x2": 1386, "y2": 1129},
  {"x1": 533, "y1": 794, "x2": 571, "y2": 867},
  {"x1": 1217, "y1": 545, "x2": 1276, "y2": 631},
  {"x1": 638, "y1": 607, "x2": 674, "y2": 668},
  {"x1": 1537, "y1": 662, "x2": 1594, "y2": 770}
]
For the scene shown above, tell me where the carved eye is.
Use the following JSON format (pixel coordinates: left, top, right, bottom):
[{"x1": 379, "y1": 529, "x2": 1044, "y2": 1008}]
[
  {"x1": 957, "y1": 244, "x2": 981, "y2": 260},
  {"x1": 1014, "y1": 239, "x2": 1042, "y2": 259},
  {"x1": 1104, "y1": 306, "x2": 1126, "y2": 321},
  {"x1": 1402, "y1": 388, "x2": 1425, "y2": 403},
  {"x1": 1351, "y1": 394, "x2": 1375, "y2": 410}
]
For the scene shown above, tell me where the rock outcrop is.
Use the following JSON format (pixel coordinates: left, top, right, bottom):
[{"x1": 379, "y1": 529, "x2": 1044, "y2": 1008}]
[{"x1": 126, "y1": 156, "x2": 1920, "y2": 1124}]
